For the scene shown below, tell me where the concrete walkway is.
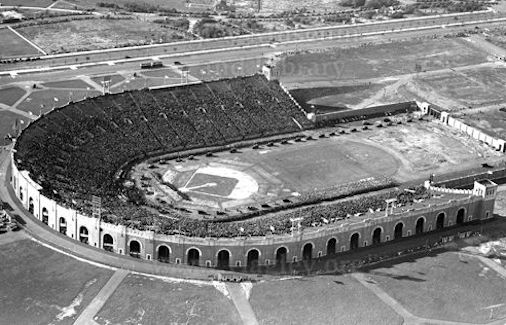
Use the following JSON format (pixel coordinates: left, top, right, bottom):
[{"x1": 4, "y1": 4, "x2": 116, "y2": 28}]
[
  {"x1": 226, "y1": 283, "x2": 259, "y2": 325},
  {"x1": 73, "y1": 269, "x2": 129, "y2": 325}
]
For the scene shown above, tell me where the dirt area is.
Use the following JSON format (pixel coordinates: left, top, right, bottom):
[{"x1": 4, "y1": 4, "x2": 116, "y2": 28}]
[{"x1": 16, "y1": 17, "x2": 191, "y2": 54}]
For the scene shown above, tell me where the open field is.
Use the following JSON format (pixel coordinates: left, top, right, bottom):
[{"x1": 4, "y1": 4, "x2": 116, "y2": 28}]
[
  {"x1": 16, "y1": 88, "x2": 101, "y2": 115},
  {"x1": 0, "y1": 86, "x2": 26, "y2": 106},
  {"x1": 42, "y1": 79, "x2": 93, "y2": 89},
  {"x1": 16, "y1": 17, "x2": 191, "y2": 54},
  {"x1": 0, "y1": 0, "x2": 54, "y2": 7},
  {"x1": 94, "y1": 274, "x2": 241, "y2": 325},
  {"x1": 0, "y1": 237, "x2": 113, "y2": 325},
  {"x1": 365, "y1": 251, "x2": 506, "y2": 323},
  {"x1": 279, "y1": 38, "x2": 491, "y2": 86},
  {"x1": 250, "y1": 275, "x2": 403, "y2": 325},
  {"x1": 62, "y1": 0, "x2": 214, "y2": 11},
  {"x1": 0, "y1": 27, "x2": 43, "y2": 58},
  {"x1": 0, "y1": 111, "x2": 32, "y2": 145},
  {"x1": 137, "y1": 118, "x2": 500, "y2": 210}
]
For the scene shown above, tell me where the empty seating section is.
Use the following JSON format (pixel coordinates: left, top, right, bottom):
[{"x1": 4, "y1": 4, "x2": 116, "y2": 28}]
[{"x1": 15, "y1": 75, "x2": 312, "y2": 232}]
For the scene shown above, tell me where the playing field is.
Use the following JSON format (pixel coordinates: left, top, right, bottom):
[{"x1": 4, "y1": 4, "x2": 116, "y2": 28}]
[
  {"x1": 365, "y1": 251, "x2": 506, "y2": 323},
  {"x1": 278, "y1": 38, "x2": 489, "y2": 86},
  {"x1": 250, "y1": 275, "x2": 403, "y2": 325},
  {"x1": 0, "y1": 27, "x2": 43, "y2": 58},
  {"x1": 0, "y1": 111, "x2": 33, "y2": 146},
  {"x1": 0, "y1": 86, "x2": 26, "y2": 106},
  {"x1": 94, "y1": 274, "x2": 241, "y2": 325},
  {"x1": 16, "y1": 18, "x2": 192, "y2": 54},
  {"x1": 136, "y1": 118, "x2": 500, "y2": 210},
  {"x1": 0, "y1": 237, "x2": 113, "y2": 325}
]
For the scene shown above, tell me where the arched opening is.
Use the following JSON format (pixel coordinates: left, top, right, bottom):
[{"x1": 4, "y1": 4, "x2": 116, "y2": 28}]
[
  {"x1": 103, "y1": 234, "x2": 114, "y2": 252},
  {"x1": 19, "y1": 187, "x2": 23, "y2": 201},
  {"x1": 129, "y1": 240, "x2": 141, "y2": 258},
  {"x1": 456, "y1": 208, "x2": 465, "y2": 225},
  {"x1": 247, "y1": 249, "x2": 259, "y2": 270},
  {"x1": 158, "y1": 245, "x2": 170, "y2": 263},
  {"x1": 28, "y1": 197, "x2": 34, "y2": 214},
  {"x1": 79, "y1": 226, "x2": 88, "y2": 244},
  {"x1": 372, "y1": 228, "x2": 382, "y2": 245},
  {"x1": 217, "y1": 250, "x2": 230, "y2": 270},
  {"x1": 59, "y1": 217, "x2": 67, "y2": 235},
  {"x1": 42, "y1": 207, "x2": 48, "y2": 225},
  {"x1": 415, "y1": 218, "x2": 424, "y2": 235},
  {"x1": 350, "y1": 233, "x2": 360, "y2": 250},
  {"x1": 187, "y1": 248, "x2": 200, "y2": 266},
  {"x1": 326, "y1": 238, "x2": 337, "y2": 256},
  {"x1": 302, "y1": 243, "x2": 312, "y2": 261},
  {"x1": 394, "y1": 223, "x2": 403, "y2": 240},
  {"x1": 276, "y1": 247, "x2": 287, "y2": 265},
  {"x1": 436, "y1": 213, "x2": 445, "y2": 230}
]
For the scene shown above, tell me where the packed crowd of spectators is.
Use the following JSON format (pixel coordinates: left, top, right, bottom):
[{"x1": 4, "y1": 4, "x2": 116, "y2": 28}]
[{"x1": 15, "y1": 75, "x2": 315, "y2": 232}]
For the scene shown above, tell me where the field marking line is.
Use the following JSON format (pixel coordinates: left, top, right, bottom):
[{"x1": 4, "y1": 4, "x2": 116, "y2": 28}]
[
  {"x1": 351, "y1": 272, "x2": 416, "y2": 323},
  {"x1": 73, "y1": 269, "x2": 129, "y2": 325},
  {"x1": 352, "y1": 272, "x2": 491, "y2": 325},
  {"x1": 6, "y1": 26, "x2": 47, "y2": 56},
  {"x1": 226, "y1": 283, "x2": 259, "y2": 325},
  {"x1": 46, "y1": 0, "x2": 59, "y2": 9}
]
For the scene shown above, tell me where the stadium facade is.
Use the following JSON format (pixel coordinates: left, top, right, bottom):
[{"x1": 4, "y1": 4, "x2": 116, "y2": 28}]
[{"x1": 11, "y1": 158, "x2": 497, "y2": 268}]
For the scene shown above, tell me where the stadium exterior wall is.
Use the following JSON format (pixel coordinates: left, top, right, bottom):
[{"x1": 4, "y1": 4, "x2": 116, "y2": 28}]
[{"x1": 11, "y1": 156, "x2": 497, "y2": 268}]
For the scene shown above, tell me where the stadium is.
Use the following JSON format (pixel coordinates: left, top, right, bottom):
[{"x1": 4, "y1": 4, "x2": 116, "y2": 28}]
[{"x1": 9, "y1": 72, "x2": 499, "y2": 271}]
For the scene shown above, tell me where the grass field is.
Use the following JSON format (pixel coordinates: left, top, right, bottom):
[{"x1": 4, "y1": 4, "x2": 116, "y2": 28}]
[
  {"x1": 0, "y1": 27, "x2": 43, "y2": 58},
  {"x1": 16, "y1": 88, "x2": 101, "y2": 115},
  {"x1": 0, "y1": 111, "x2": 32, "y2": 146},
  {"x1": 0, "y1": 238, "x2": 113, "y2": 325},
  {"x1": 0, "y1": 86, "x2": 26, "y2": 106},
  {"x1": 250, "y1": 275, "x2": 403, "y2": 325},
  {"x1": 16, "y1": 17, "x2": 190, "y2": 54},
  {"x1": 413, "y1": 66, "x2": 506, "y2": 110},
  {"x1": 366, "y1": 252, "x2": 506, "y2": 323},
  {"x1": 94, "y1": 274, "x2": 242, "y2": 325},
  {"x1": 42, "y1": 79, "x2": 93, "y2": 89},
  {"x1": 278, "y1": 38, "x2": 489, "y2": 85},
  {"x1": 0, "y1": 0, "x2": 53, "y2": 7}
]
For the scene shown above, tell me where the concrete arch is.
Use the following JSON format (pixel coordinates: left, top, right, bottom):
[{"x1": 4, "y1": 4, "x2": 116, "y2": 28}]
[
  {"x1": 245, "y1": 247, "x2": 262, "y2": 257},
  {"x1": 350, "y1": 232, "x2": 360, "y2": 250},
  {"x1": 156, "y1": 244, "x2": 172, "y2": 254},
  {"x1": 435, "y1": 211, "x2": 446, "y2": 229},
  {"x1": 415, "y1": 216, "x2": 426, "y2": 234},
  {"x1": 326, "y1": 237, "x2": 338, "y2": 256},
  {"x1": 372, "y1": 226, "x2": 384, "y2": 244},
  {"x1": 394, "y1": 221, "x2": 404, "y2": 239},
  {"x1": 456, "y1": 207, "x2": 466, "y2": 224},
  {"x1": 186, "y1": 246, "x2": 203, "y2": 257},
  {"x1": 215, "y1": 248, "x2": 232, "y2": 258},
  {"x1": 127, "y1": 239, "x2": 143, "y2": 252},
  {"x1": 370, "y1": 226, "x2": 385, "y2": 238},
  {"x1": 300, "y1": 241, "x2": 315, "y2": 254}
]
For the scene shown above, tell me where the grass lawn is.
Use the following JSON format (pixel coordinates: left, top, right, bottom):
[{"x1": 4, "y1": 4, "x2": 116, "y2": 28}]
[
  {"x1": 17, "y1": 17, "x2": 190, "y2": 54},
  {"x1": 0, "y1": 86, "x2": 26, "y2": 106},
  {"x1": 0, "y1": 0, "x2": 54, "y2": 7},
  {"x1": 278, "y1": 38, "x2": 489, "y2": 84},
  {"x1": 250, "y1": 275, "x2": 403, "y2": 325},
  {"x1": 16, "y1": 89, "x2": 101, "y2": 115},
  {"x1": 42, "y1": 79, "x2": 93, "y2": 89},
  {"x1": 0, "y1": 111, "x2": 32, "y2": 146},
  {"x1": 0, "y1": 27, "x2": 42, "y2": 58},
  {"x1": 367, "y1": 251, "x2": 506, "y2": 323},
  {"x1": 0, "y1": 239, "x2": 113, "y2": 325},
  {"x1": 94, "y1": 274, "x2": 242, "y2": 325},
  {"x1": 62, "y1": 0, "x2": 213, "y2": 11}
]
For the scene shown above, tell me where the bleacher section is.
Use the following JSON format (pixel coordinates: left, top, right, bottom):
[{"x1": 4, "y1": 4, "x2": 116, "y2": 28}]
[{"x1": 15, "y1": 75, "x2": 311, "y2": 225}]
